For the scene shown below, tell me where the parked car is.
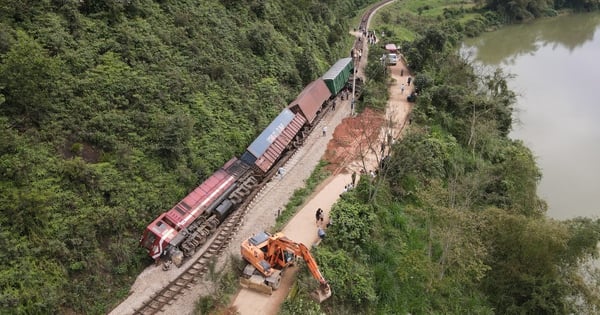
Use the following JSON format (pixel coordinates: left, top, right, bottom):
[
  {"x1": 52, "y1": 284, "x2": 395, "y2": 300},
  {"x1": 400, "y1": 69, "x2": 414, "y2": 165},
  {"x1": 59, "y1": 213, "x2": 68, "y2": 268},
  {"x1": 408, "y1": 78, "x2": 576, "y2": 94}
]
[{"x1": 387, "y1": 53, "x2": 398, "y2": 65}]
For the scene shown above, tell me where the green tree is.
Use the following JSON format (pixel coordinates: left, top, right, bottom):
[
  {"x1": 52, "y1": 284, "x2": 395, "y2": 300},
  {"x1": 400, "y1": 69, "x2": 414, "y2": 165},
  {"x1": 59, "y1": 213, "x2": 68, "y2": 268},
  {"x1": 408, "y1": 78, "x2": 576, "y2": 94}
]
[
  {"x1": 0, "y1": 30, "x2": 62, "y2": 126},
  {"x1": 480, "y1": 209, "x2": 575, "y2": 313},
  {"x1": 490, "y1": 141, "x2": 544, "y2": 216},
  {"x1": 386, "y1": 130, "x2": 457, "y2": 197},
  {"x1": 327, "y1": 196, "x2": 376, "y2": 251},
  {"x1": 314, "y1": 247, "x2": 377, "y2": 307}
]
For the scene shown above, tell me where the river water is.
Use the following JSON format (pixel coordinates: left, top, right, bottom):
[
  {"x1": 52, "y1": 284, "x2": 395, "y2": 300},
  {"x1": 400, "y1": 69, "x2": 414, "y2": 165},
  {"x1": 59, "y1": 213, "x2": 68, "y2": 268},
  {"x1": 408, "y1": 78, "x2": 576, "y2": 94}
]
[{"x1": 463, "y1": 13, "x2": 600, "y2": 220}]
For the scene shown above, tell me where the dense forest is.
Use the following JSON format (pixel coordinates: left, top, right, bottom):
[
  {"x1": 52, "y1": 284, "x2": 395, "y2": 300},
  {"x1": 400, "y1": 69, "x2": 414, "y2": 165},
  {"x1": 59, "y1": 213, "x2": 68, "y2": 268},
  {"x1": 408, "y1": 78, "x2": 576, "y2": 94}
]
[{"x1": 1, "y1": 0, "x2": 599, "y2": 314}]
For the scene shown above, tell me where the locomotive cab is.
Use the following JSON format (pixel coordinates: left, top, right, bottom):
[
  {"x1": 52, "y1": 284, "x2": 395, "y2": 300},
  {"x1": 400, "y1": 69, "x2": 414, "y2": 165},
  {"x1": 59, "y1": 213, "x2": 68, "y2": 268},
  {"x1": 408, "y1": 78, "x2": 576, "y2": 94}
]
[
  {"x1": 140, "y1": 214, "x2": 177, "y2": 260},
  {"x1": 140, "y1": 229, "x2": 156, "y2": 251},
  {"x1": 140, "y1": 228, "x2": 163, "y2": 260}
]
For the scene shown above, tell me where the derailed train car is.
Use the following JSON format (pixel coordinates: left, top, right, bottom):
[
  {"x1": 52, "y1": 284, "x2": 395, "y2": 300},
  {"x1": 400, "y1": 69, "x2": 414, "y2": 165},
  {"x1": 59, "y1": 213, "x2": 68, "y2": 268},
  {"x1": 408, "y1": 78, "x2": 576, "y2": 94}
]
[
  {"x1": 140, "y1": 158, "x2": 256, "y2": 261},
  {"x1": 287, "y1": 79, "x2": 332, "y2": 125},
  {"x1": 322, "y1": 57, "x2": 354, "y2": 95},
  {"x1": 139, "y1": 58, "x2": 356, "y2": 265},
  {"x1": 240, "y1": 109, "x2": 307, "y2": 175}
]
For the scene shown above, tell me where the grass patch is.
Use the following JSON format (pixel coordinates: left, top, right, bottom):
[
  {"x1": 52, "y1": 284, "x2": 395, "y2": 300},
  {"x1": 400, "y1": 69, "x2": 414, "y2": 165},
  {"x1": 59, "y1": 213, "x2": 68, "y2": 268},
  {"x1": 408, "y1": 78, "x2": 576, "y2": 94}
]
[
  {"x1": 272, "y1": 160, "x2": 331, "y2": 231},
  {"x1": 399, "y1": 0, "x2": 475, "y2": 16},
  {"x1": 458, "y1": 12, "x2": 482, "y2": 24},
  {"x1": 371, "y1": 0, "x2": 484, "y2": 43}
]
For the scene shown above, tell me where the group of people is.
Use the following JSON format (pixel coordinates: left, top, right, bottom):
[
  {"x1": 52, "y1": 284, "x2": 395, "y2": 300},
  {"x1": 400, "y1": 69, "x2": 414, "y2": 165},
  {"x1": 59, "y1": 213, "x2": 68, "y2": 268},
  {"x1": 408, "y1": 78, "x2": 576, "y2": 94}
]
[
  {"x1": 340, "y1": 87, "x2": 351, "y2": 101},
  {"x1": 350, "y1": 48, "x2": 363, "y2": 61},
  {"x1": 340, "y1": 171, "x2": 358, "y2": 196},
  {"x1": 365, "y1": 30, "x2": 377, "y2": 45},
  {"x1": 355, "y1": 27, "x2": 377, "y2": 45},
  {"x1": 315, "y1": 208, "x2": 324, "y2": 224},
  {"x1": 358, "y1": 168, "x2": 377, "y2": 178},
  {"x1": 315, "y1": 208, "x2": 327, "y2": 240},
  {"x1": 400, "y1": 74, "x2": 413, "y2": 94}
]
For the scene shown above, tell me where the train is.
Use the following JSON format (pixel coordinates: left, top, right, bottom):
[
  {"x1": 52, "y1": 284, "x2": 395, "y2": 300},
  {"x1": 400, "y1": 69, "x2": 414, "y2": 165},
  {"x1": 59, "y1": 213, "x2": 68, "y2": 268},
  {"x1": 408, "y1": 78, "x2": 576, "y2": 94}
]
[{"x1": 140, "y1": 57, "x2": 356, "y2": 265}]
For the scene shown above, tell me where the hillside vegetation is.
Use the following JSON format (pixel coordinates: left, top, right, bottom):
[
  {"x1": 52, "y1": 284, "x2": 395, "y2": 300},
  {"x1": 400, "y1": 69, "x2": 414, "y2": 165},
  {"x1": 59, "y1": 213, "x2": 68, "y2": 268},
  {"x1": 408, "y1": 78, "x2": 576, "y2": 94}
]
[{"x1": 0, "y1": 0, "x2": 377, "y2": 313}]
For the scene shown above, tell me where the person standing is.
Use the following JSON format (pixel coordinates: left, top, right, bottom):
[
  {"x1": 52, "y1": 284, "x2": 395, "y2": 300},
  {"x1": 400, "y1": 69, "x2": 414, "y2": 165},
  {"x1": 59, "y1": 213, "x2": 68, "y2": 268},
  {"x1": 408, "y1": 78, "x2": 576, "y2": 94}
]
[
  {"x1": 322, "y1": 126, "x2": 327, "y2": 137},
  {"x1": 316, "y1": 208, "x2": 324, "y2": 224},
  {"x1": 400, "y1": 83, "x2": 405, "y2": 94},
  {"x1": 407, "y1": 76, "x2": 412, "y2": 86},
  {"x1": 351, "y1": 171, "x2": 357, "y2": 186},
  {"x1": 318, "y1": 227, "x2": 326, "y2": 240},
  {"x1": 400, "y1": 68, "x2": 404, "y2": 76}
]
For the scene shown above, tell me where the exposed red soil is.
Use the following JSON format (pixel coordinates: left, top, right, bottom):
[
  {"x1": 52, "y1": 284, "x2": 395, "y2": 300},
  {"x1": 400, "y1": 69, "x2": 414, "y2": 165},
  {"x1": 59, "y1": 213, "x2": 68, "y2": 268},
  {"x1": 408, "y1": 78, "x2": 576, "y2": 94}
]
[{"x1": 323, "y1": 108, "x2": 385, "y2": 174}]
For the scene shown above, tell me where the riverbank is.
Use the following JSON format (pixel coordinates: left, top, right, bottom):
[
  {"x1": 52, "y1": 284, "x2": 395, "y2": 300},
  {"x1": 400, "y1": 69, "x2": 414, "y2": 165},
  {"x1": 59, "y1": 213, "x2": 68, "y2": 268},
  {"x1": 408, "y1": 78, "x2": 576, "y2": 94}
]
[{"x1": 463, "y1": 11, "x2": 600, "y2": 219}]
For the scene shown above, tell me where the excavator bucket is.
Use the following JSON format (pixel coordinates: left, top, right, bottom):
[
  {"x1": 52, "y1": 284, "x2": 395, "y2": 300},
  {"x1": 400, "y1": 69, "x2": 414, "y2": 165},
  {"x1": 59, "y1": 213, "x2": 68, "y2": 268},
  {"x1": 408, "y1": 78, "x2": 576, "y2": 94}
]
[{"x1": 310, "y1": 284, "x2": 332, "y2": 303}]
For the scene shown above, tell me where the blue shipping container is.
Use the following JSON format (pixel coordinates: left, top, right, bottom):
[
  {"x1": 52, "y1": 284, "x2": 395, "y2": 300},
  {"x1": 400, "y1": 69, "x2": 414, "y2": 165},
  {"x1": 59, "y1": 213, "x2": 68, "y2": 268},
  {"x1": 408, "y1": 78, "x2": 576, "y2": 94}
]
[{"x1": 241, "y1": 109, "x2": 296, "y2": 165}]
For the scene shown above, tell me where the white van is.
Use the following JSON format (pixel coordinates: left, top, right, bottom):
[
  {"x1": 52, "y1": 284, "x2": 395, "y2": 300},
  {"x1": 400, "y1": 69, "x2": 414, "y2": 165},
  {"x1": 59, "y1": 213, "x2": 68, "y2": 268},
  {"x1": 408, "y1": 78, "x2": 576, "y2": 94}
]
[{"x1": 387, "y1": 53, "x2": 398, "y2": 65}]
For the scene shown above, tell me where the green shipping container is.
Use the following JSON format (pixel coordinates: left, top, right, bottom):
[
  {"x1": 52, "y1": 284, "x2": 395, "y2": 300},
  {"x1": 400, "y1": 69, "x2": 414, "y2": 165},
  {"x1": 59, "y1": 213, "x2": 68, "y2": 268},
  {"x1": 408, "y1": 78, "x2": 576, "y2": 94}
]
[{"x1": 322, "y1": 57, "x2": 354, "y2": 96}]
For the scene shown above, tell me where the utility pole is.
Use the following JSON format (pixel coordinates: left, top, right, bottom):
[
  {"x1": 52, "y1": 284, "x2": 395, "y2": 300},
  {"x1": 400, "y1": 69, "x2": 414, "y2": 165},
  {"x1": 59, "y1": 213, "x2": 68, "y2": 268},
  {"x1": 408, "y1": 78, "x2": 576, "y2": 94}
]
[{"x1": 351, "y1": 58, "x2": 356, "y2": 117}]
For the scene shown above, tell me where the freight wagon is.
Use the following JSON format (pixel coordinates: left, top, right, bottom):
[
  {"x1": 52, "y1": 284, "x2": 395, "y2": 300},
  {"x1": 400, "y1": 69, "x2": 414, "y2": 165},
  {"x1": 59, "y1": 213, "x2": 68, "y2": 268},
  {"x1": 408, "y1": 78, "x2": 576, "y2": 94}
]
[{"x1": 322, "y1": 57, "x2": 354, "y2": 96}]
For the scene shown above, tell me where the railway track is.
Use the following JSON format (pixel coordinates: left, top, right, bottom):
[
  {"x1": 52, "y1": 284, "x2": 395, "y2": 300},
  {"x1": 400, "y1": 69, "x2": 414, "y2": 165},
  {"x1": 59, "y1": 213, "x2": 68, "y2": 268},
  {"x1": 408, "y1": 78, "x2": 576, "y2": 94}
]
[
  {"x1": 353, "y1": 0, "x2": 395, "y2": 53},
  {"x1": 129, "y1": 1, "x2": 394, "y2": 314}
]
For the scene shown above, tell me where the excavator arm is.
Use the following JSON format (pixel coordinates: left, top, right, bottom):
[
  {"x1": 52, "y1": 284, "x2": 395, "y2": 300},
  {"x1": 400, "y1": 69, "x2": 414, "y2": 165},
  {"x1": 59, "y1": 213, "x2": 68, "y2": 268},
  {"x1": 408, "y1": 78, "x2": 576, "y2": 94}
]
[
  {"x1": 297, "y1": 243, "x2": 327, "y2": 286},
  {"x1": 266, "y1": 236, "x2": 331, "y2": 301}
]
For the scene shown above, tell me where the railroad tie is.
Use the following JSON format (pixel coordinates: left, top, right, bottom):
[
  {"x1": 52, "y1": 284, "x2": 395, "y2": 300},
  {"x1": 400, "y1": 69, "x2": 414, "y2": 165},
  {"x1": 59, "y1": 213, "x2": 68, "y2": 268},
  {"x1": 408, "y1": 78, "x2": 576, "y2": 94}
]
[
  {"x1": 167, "y1": 286, "x2": 179, "y2": 293},
  {"x1": 180, "y1": 275, "x2": 193, "y2": 282},
  {"x1": 191, "y1": 263, "x2": 203, "y2": 270}
]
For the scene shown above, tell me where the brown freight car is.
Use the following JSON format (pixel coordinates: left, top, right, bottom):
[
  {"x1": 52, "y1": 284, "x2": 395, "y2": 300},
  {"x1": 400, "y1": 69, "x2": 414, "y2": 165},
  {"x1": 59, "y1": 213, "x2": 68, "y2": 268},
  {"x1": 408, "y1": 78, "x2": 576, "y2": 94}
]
[{"x1": 287, "y1": 79, "x2": 332, "y2": 125}]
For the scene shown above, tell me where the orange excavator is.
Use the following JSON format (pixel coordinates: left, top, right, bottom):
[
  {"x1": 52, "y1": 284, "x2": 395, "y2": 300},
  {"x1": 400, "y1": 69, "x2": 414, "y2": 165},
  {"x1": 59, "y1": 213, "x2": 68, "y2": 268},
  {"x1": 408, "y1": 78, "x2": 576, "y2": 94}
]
[{"x1": 240, "y1": 231, "x2": 332, "y2": 302}]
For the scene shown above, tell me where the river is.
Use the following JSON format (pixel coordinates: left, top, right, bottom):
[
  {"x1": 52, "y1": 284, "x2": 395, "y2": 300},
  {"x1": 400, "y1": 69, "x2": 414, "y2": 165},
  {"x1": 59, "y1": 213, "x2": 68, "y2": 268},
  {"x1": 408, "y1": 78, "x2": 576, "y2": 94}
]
[{"x1": 463, "y1": 13, "x2": 600, "y2": 220}]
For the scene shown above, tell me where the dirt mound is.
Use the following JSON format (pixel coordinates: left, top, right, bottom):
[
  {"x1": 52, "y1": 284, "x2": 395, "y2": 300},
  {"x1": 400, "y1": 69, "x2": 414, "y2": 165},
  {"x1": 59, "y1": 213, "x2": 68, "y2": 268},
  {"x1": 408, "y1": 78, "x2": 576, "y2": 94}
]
[{"x1": 324, "y1": 108, "x2": 385, "y2": 174}]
